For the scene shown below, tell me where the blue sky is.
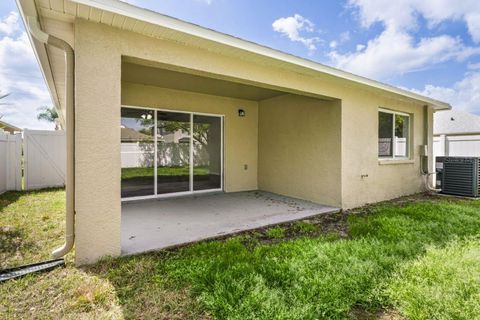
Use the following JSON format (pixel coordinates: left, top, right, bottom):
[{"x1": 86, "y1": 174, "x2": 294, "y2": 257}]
[{"x1": 1, "y1": 0, "x2": 480, "y2": 129}]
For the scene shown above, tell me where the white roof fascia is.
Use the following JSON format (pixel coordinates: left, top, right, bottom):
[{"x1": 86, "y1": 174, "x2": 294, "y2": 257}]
[{"x1": 72, "y1": 0, "x2": 451, "y2": 110}]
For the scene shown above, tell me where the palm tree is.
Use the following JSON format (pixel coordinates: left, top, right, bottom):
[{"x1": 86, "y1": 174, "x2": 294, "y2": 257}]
[
  {"x1": 37, "y1": 106, "x2": 60, "y2": 130},
  {"x1": 0, "y1": 91, "x2": 10, "y2": 119}
]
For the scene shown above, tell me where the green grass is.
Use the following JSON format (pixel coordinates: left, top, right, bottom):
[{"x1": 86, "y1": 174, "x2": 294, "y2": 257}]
[
  {"x1": 387, "y1": 237, "x2": 480, "y2": 320},
  {"x1": 293, "y1": 220, "x2": 317, "y2": 234},
  {"x1": 0, "y1": 188, "x2": 66, "y2": 268},
  {"x1": 121, "y1": 166, "x2": 209, "y2": 180},
  {"x1": 1, "y1": 190, "x2": 480, "y2": 319},
  {"x1": 265, "y1": 226, "x2": 285, "y2": 239}
]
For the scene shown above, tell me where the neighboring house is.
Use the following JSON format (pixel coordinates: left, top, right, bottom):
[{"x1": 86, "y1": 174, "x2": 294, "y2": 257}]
[
  {"x1": 0, "y1": 120, "x2": 22, "y2": 134},
  {"x1": 17, "y1": 0, "x2": 450, "y2": 265},
  {"x1": 434, "y1": 109, "x2": 480, "y2": 157}
]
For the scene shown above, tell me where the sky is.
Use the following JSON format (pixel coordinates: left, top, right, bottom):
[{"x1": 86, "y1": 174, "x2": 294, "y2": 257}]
[{"x1": 1, "y1": 0, "x2": 480, "y2": 130}]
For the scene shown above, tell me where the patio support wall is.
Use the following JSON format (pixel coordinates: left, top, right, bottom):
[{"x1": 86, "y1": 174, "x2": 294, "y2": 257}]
[
  {"x1": 258, "y1": 95, "x2": 342, "y2": 207},
  {"x1": 74, "y1": 20, "x2": 122, "y2": 265}
]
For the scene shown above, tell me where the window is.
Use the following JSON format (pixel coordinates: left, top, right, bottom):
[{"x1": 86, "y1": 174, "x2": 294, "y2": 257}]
[{"x1": 378, "y1": 109, "x2": 410, "y2": 159}]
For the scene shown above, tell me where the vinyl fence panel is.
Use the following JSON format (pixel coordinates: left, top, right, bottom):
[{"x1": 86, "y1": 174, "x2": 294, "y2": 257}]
[
  {"x1": 434, "y1": 134, "x2": 480, "y2": 158},
  {"x1": 24, "y1": 129, "x2": 66, "y2": 190},
  {"x1": 0, "y1": 131, "x2": 22, "y2": 194}
]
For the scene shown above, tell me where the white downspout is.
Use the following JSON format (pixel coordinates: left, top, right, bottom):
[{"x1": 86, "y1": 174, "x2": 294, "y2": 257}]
[
  {"x1": 27, "y1": 17, "x2": 75, "y2": 258},
  {"x1": 422, "y1": 105, "x2": 441, "y2": 192}
]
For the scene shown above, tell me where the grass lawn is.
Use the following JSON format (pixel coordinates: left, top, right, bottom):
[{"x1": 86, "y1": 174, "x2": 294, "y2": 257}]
[
  {"x1": 1, "y1": 190, "x2": 479, "y2": 319},
  {"x1": 121, "y1": 166, "x2": 209, "y2": 180}
]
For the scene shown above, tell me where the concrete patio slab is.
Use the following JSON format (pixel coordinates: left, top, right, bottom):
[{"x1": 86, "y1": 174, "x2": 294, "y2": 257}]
[{"x1": 121, "y1": 191, "x2": 340, "y2": 255}]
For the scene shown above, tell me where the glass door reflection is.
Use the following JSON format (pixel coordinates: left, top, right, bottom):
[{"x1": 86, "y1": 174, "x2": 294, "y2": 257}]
[
  {"x1": 193, "y1": 115, "x2": 222, "y2": 191},
  {"x1": 121, "y1": 108, "x2": 155, "y2": 198},
  {"x1": 156, "y1": 111, "x2": 191, "y2": 194}
]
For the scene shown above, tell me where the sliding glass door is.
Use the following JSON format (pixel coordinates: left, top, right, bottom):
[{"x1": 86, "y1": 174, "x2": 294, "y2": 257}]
[
  {"x1": 193, "y1": 115, "x2": 222, "y2": 191},
  {"x1": 121, "y1": 107, "x2": 223, "y2": 199},
  {"x1": 156, "y1": 111, "x2": 191, "y2": 194},
  {"x1": 121, "y1": 108, "x2": 155, "y2": 198}
]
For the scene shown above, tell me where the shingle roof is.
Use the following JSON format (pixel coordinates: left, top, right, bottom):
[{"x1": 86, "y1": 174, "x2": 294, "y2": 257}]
[{"x1": 434, "y1": 109, "x2": 480, "y2": 135}]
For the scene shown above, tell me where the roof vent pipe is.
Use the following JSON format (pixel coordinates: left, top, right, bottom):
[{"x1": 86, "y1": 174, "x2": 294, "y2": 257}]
[{"x1": 27, "y1": 17, "x2": 75, "y2": 258}]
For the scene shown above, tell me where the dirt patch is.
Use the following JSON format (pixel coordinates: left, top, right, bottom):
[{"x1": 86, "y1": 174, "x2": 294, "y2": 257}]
[{"x1": 349, "y1": 306, "x2": 405, "y2": 320}]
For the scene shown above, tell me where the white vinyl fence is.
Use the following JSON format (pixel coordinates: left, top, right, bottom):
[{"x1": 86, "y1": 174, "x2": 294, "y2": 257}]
[
  {"x1": 378, "y1": 137, "x2": 407, "y2": 157},
  {"x1": 24, "y1": 129, "x2": 66, "y2": 190},
  {"x1": 121, "y1": 142, "x2": 210, "y2": 168},
  {"x1": 0, "y1": 130, "x2": 22, "y2": 194},
  {"x1": 434, "y1": 134, "x2": 480, "y2": 158}
]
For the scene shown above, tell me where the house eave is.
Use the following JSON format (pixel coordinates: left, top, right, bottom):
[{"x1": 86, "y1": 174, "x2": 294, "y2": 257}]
[
  {"x1": 0, "y1": 120, "x2": 22, "y2": 132},
  {"x1": 18, "y1": 0, "x2": 452, "y2": 111},
  {"x1": 15, "y1": 0, "x2": 66, "y2": 128},
  {"x1": 71, "y1": 0, "x2": 451, "y2": 110}
]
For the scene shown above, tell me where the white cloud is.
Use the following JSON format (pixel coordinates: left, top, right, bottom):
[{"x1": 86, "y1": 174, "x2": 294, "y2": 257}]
[
  {"x1": 0, "y1": 15, "x2": 53, "y2": 130},
  {"x1": 411, "y1": 72, "x2": 480, "y2": 114},
  {"x1": 327, "y1": 1, "x2": 480, "y2": 80},
  {"x1": 465, "y1": 13, "x2": 480, "y2": 43},
  {"x1": 0, "y1": 11, "x2": 20, "y2": 36},
  {"x1": 468, "y1": 62, "x2": 480, "y2": 70},
  {"x1": 272, "y1": 14, "x2": 320, "y2": 52},
  {"x1": 329, "y1": 32, "x2": 350, "y2": 49},
  {"x1": 356, "y1": 44, "x2": 366, "y2": 51},
  {"x1": 348, "y1": 0, "x2": 480, "y2": 43},
  {"x1": 329, "y1": 27, "x2": 480, "y2": 79}
]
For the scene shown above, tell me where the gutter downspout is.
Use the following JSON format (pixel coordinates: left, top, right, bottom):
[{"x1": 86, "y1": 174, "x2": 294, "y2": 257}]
[
  {"x1": 27, "y1": 17, "x2": 75, "y2": 258},
  {"x1": 422, "y1": 105, "x2": 441, "y2": 192}
]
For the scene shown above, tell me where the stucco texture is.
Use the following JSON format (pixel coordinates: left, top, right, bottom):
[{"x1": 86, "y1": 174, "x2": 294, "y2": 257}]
[
  {"x1": 73, "y1": 19, "x2": 433, "y2": 264},
  {"x1": 258, "y1": 95, "x2": 342, "y2": 207}
]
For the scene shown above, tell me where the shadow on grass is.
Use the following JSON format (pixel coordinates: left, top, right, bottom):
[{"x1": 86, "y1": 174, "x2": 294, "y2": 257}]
[
  {"x1": 0, "y1": 188, "x2": 65, "y2": 269},
  {"x1": 84, "y1": 195, "x2": 480, "y2": 319}
]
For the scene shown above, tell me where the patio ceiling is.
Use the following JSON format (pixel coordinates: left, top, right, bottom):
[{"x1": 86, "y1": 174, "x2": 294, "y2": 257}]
[{"x1": 122, "y1": 62, "x2": 288, "y2": 101}]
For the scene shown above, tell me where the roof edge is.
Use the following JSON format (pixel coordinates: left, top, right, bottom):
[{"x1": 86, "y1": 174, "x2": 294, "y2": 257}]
[
  {"x1": 0, "y1": 119, "x2": 23, "y2": 132},
  {"x1": 71, "y1": 0, "x2": 451, "y2": 110},
  {"x1": 15, "y1": 0, "x2": 66, "y2": 127}
]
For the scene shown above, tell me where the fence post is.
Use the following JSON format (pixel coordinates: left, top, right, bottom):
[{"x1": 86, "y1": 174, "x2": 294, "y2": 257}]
[{"x1": 23, "y1": 129, "x2": 29, "y2": 190}]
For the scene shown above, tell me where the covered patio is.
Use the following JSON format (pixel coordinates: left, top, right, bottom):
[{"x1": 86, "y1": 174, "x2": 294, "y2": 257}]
[
  {"x1": 120, "y1": 59, "x2": 343, "y2": 255},
  {"x1": 121, "y1": 191, "x2": 339, "y2": 255}
]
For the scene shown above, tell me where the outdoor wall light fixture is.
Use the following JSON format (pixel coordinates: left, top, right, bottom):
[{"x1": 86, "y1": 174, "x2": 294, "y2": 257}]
[
  {"x1": 141, "y1": 113, "x2": 153, "y2": 120},
  {"x1": 238, "y1": 109, "x2": 246, "y2": 117}
]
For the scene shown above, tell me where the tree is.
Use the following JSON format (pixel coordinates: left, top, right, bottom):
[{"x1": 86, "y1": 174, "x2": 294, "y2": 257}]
[
  {"x1": 0, "y1": 91, "x2": 10, "y2": 105},
  {"x1": 37, "y1": 106, "x2": 60, "y2": 130},
  {"x1": 138, "y1": 117, "x2": 210, "y2": 146},
  {"x1": 0, "y1": 91, "x2": 11, "y2": 119}
]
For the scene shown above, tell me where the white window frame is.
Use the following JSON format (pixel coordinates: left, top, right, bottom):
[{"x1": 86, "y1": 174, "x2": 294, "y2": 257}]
[{"x1": 378, "y1": 108, "x2": 411, "y2": 160}]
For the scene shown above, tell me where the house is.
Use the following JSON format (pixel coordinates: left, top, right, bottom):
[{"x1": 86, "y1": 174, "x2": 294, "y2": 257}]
[
  {"x1": 16, "y1": 0, "x2": 450, "y2": 265},
  {"x1": 0, "y1": 120, "x2": 22, "y2": 134},
  {"x1": 434, "y1": 109, "x2": 480, "y2": 157}
]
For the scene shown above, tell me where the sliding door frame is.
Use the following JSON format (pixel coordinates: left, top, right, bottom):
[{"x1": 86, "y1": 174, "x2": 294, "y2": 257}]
[{"x1": 121, "y1": 105, "x2": 224, "y2": 202}]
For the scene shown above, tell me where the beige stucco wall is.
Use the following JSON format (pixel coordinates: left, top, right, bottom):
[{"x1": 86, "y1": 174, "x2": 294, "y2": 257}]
[
  {"x1": 74, "y1": 20, "x2": 122, "y2": 265},
  {"x1": 258, "y1": 95, "x2": 342, "y2": 207},
  {"x1": 73, "y1": 19, "x2": 433, "y2": 264},
  {"x1": 340, "y1": 93, "x2": 431, "y2": 209},
  {"x1": 122, "y1": 83, "x2": 258, "y2": 192}
]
